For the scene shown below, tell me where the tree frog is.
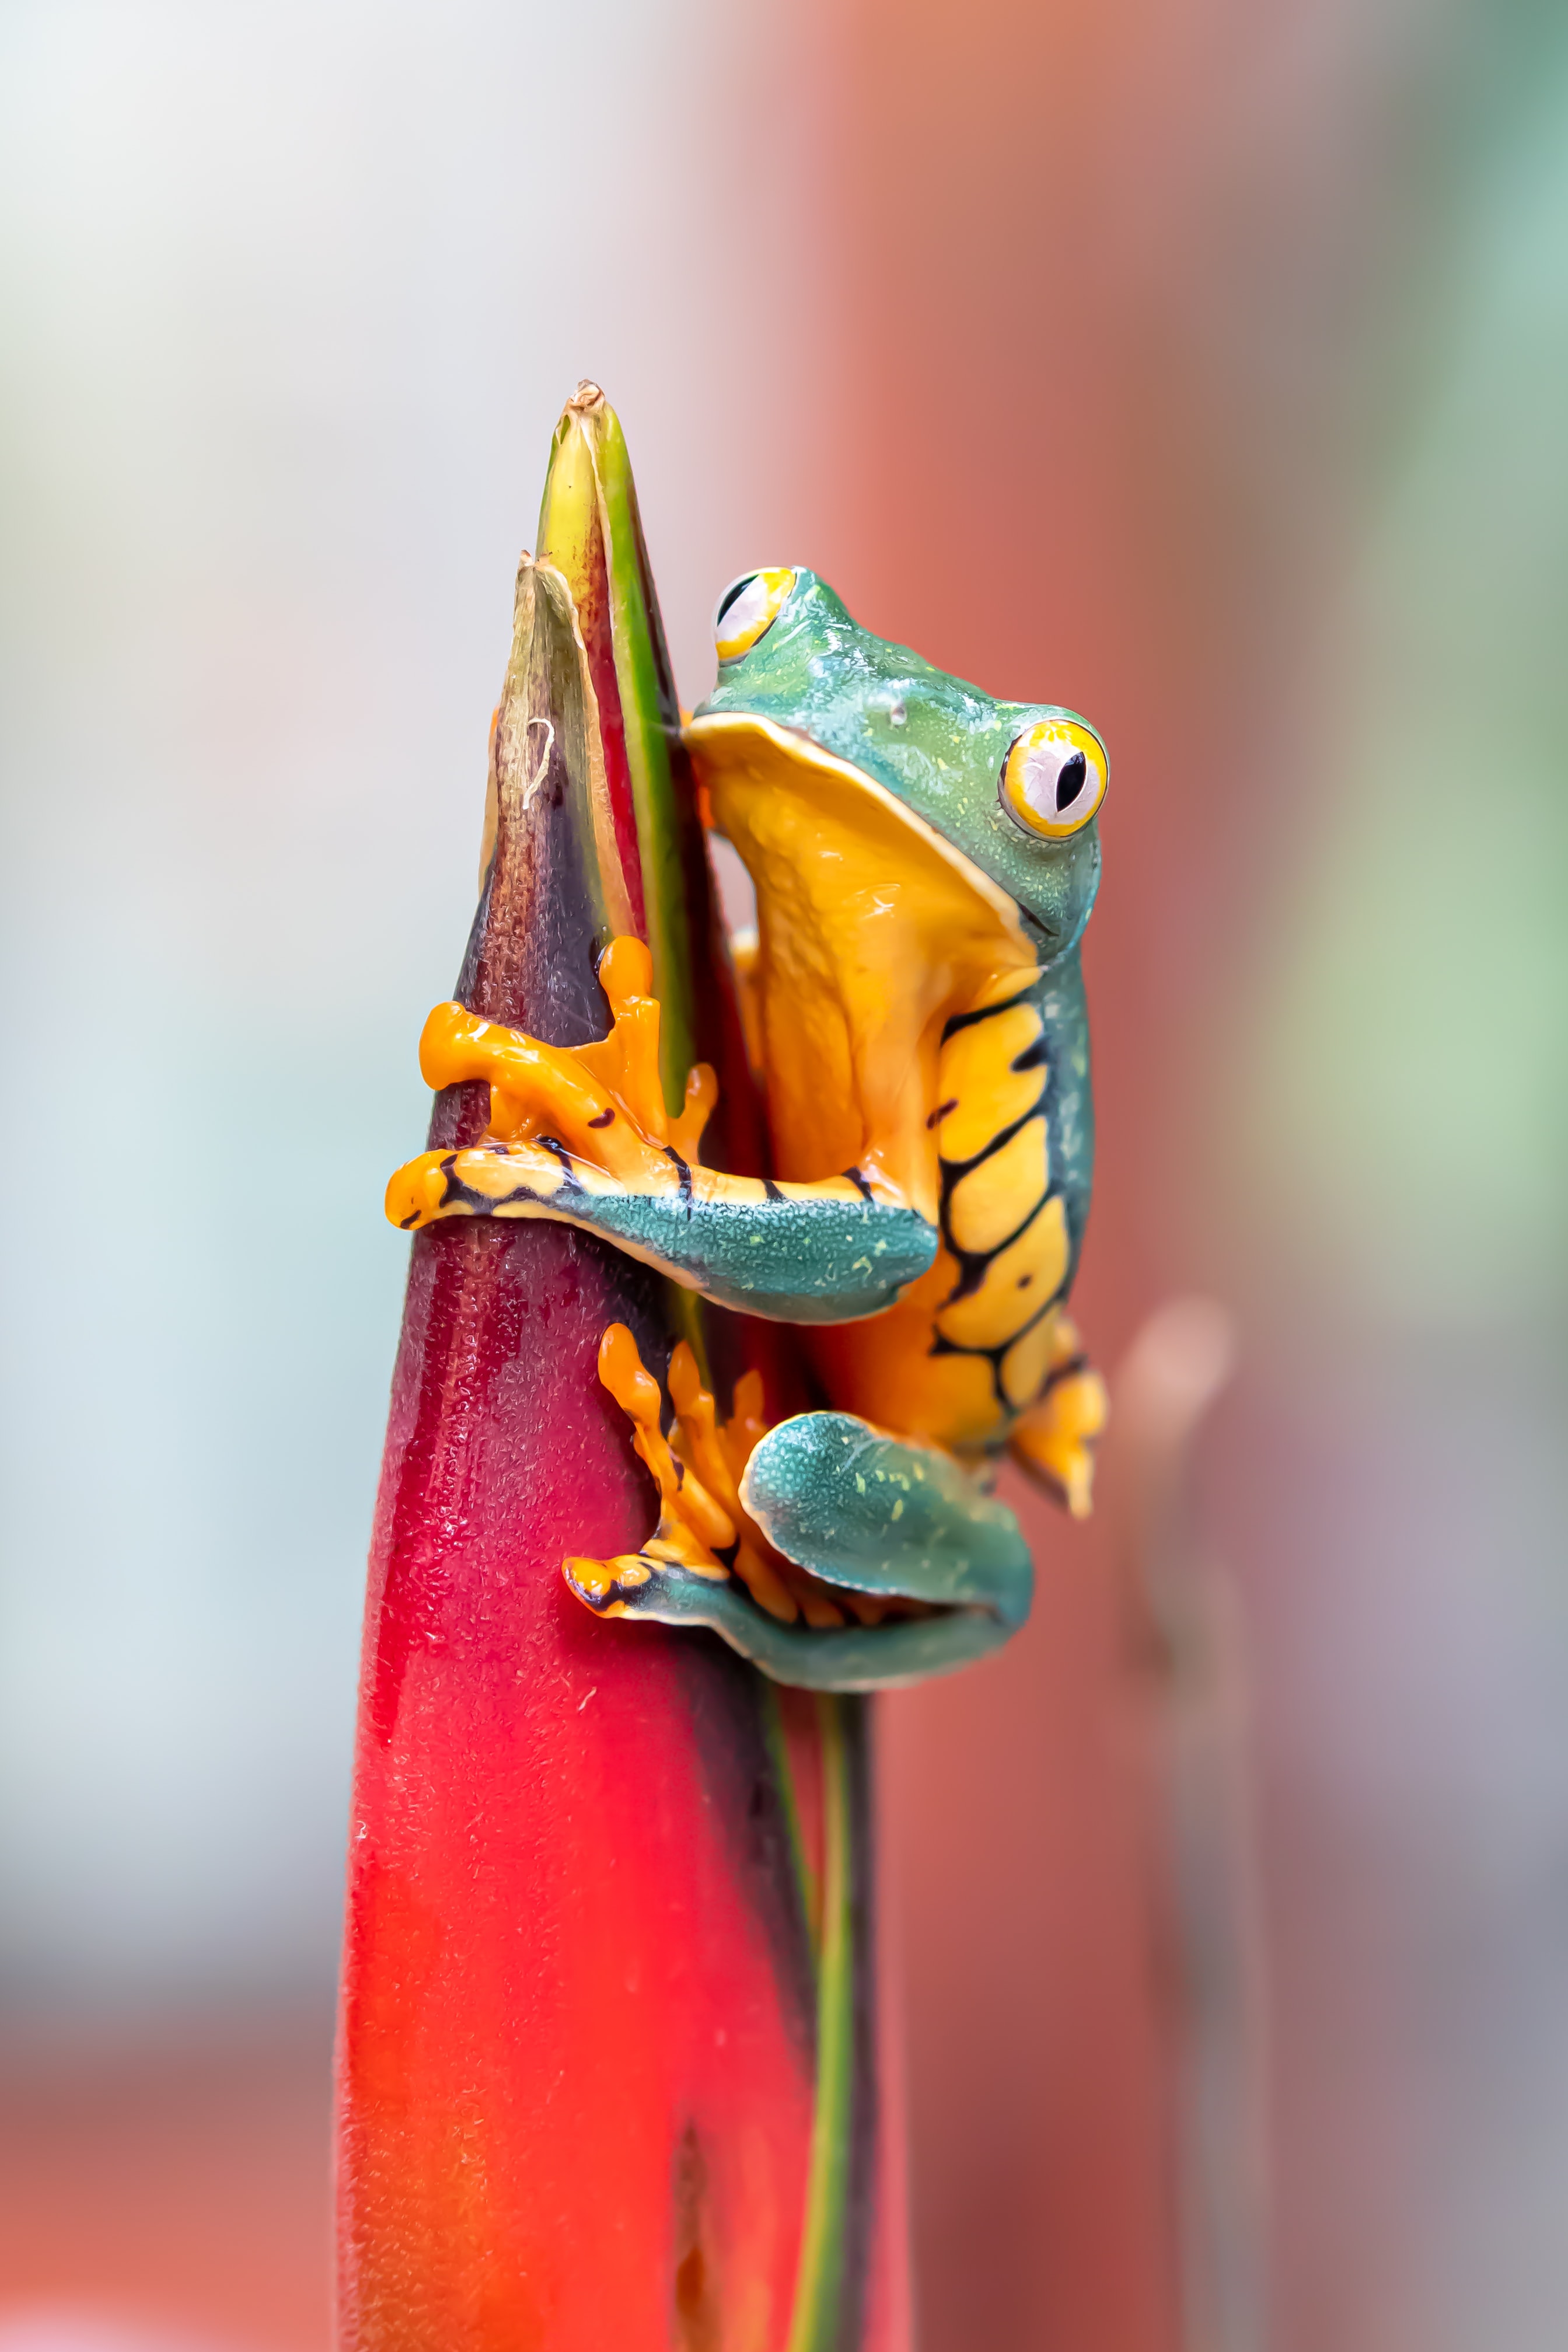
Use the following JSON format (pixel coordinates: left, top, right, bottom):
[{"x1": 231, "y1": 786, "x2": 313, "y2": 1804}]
[{"x1": 387, "y1": 567, "x2": 1108, "y2": 1689}]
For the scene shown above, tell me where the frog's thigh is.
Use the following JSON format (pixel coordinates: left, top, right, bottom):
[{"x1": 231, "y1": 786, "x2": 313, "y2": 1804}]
[
  {"x1": 752, "y1": 1406, "x2": 1031, "y2": 1632},
  {"x1": 645, "y1": 1412, "x2": 1032, "y2": 1690}
]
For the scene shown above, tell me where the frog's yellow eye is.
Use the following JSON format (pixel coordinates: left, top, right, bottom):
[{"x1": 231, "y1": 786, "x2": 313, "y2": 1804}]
[
  {"x1": 1000, "y1": 719, "x2": 1108, "y2": 839},
  {"x1": 714, "y1": 568, "x2": 795, "y2": 662}
]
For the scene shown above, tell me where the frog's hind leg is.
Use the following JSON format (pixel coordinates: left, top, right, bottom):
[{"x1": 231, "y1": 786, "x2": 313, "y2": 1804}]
[
  {"x1": 730, "y1": 1411, "x2": 1033, "y2": 1688},
  {"x1": 567, "y1": 1339, "x2": 1032, "y2": 1692}
]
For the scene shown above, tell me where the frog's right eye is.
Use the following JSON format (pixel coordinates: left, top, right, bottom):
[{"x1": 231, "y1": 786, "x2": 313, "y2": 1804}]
[
  {"x1": 714, "y1": 568, "x2": 795, "y2": 662},
  {"x1": 1000, "y1": 718, "x2": 1108, "y2": 839}
]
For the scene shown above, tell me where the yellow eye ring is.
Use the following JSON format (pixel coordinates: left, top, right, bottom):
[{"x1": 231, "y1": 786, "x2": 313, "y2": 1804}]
[
  {"x1": 1000, "y1": 719, "x2": 1108, "y2": 839},
  {"x1": 714, "y1": 568, "x2": 796, "y2": 662}
]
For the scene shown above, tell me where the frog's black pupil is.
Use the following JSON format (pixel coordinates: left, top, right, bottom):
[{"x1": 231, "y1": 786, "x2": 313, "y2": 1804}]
[
  {"x1": 1056, "y1": 751, "x2": 1087, "y2": 811},
  {"x1": 716, "y1": 575, "x2": 756, "y2": 625}
]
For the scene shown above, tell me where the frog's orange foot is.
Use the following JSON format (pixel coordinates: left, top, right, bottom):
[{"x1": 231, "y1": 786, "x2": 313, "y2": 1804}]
[
  {"x1": 1007, "y1": 1314, "x2": 1107, "y2": 1518},
  {"x1": 565, "y1": 1325, "x2": 811, "y2": 1627},
  {"x1": 415, "y1": 937, "x2": 715, "y2": 1180}
]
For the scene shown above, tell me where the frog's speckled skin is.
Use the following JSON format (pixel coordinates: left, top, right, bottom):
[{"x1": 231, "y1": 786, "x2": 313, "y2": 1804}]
[{"x1": 387, "y1": 571, "x2": 1108, "y2": 1688}]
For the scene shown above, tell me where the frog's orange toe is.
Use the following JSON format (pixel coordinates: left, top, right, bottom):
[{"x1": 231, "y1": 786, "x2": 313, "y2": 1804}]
[
  {"x1": 385, "y1": 1150, "x2": 452, "y2": 1232},
  {"x1": 1008, "y1": 1353, "x2": 1108, "y2": 1519}
]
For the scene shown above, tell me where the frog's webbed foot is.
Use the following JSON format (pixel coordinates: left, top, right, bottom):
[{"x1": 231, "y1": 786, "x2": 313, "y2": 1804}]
[
  {"x1": 410, "y1": 934, "x2": 717, "y2": 1189},
  {"x1": 1007, "y1": 1314, "x2": 1108, "y2": 1518},
  {"x1": 566, "y1": 1331, "x2": 1032, "y2": 1692}
]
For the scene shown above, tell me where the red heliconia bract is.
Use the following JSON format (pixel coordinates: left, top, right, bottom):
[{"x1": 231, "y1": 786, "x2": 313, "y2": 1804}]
[{"x1": 336, "y1": 403, "x2": 909, "y2": 2351}]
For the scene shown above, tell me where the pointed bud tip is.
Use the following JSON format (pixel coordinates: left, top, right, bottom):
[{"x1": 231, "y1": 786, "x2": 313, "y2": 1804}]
[{"x1": 568, "y1": 379, "x2": 605, "y2": 412}]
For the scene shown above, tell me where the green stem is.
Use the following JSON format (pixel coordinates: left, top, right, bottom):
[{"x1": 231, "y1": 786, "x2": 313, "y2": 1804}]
[
  {"x1": 786, "y1": 1693, "x2": 855, "y2": 2352},
  {"x1": 762, "y1": 1686, "x2": 819, "y2": 1946}
]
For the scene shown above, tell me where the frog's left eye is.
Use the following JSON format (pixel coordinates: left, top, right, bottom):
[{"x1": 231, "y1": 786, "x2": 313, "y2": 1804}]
[
  {"x1": 714, "y1": 568, "x2": 795, "y2": 662},
  {"x1": 1000, "y1": 719, "x2": 1108, "y2": 839}
]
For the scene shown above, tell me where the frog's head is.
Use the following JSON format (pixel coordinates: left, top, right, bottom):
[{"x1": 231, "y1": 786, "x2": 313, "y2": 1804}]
[{"x1": 686, "y1": 566, "x2": 1105, "y2": 963}]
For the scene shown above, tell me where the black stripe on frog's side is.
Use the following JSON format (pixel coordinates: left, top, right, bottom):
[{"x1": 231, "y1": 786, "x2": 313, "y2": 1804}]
[
  {"x1": 935, "y1": 1112, "x2": 1053, "y2": 1303},
  {"x1": 929, "y1": 1174, "x2": 1066, "y2": 1416},
  {"x1": 939, "y1": 992, "x2": 1033, "y2": 1044},
  {"x1": 927, "y1": 956, "x2": 1094, "y2": 1422},
  {"x1": 927, "y1": 1290, "x2": 1060, "y2": 1381}
]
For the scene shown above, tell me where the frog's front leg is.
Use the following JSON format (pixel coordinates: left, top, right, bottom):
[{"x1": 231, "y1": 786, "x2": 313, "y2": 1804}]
[
  {"x1": 567, "y1": 1331, "x2": 1032, "y2": 1693},
  {"x1": 386, "y1": 937, "x2": 938, "y2": 1322}
]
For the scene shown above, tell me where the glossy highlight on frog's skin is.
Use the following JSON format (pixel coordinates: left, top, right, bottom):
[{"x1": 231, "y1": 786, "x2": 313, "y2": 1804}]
[{"x1": 386, "y1": 567, "x2": 1109, "y2": 1690}]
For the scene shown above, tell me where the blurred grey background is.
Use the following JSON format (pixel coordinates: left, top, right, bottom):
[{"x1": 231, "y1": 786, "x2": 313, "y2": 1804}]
[{"x1": 0, "y1": 0, "x2": 825, "y2": 2005}]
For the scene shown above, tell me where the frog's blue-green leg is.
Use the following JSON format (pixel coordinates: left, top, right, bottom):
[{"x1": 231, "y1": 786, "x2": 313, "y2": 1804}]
[
  {"x1": 384, "y1": 979, "x2": 938, "y2": 1322},
  {"x1": 388, "y1": 1139, "x2": 938, "y2": 1323},
  {"x1": 570, "y1": 1412, "x2": 1033, "y2": 1693}
]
